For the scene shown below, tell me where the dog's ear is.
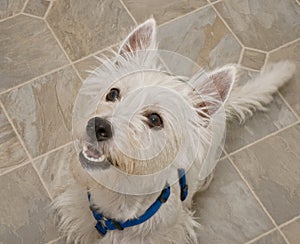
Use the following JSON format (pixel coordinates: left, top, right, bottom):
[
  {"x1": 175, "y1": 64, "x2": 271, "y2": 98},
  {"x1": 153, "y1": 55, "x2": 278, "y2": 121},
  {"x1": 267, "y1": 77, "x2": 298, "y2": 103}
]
[
  {"x1": 118, "y1": 18, "x2": 157, "y2": 55},
  {"x1": 191, "y1": 65, "x2": 236, "y2": 116}
]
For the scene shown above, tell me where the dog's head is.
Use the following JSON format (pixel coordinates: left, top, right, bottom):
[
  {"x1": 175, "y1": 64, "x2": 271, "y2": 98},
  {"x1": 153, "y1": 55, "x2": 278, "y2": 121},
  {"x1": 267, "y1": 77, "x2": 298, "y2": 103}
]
[{"x1": 72, "y1": 19, "x2": 235, "y2": 193}]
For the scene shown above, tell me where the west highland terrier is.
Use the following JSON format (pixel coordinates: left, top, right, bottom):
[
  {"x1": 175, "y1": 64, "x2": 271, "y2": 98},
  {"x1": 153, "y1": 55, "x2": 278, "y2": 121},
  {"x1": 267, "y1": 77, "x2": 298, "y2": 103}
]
[{"x1": 53, "y1": 19, "x2": 296, "y2": 243}]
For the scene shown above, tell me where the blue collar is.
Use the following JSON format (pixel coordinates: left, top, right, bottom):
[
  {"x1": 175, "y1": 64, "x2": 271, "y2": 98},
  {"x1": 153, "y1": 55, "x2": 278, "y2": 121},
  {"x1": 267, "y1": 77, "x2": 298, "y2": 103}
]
[{"x1": 88, "y1": 168, "x2": 188, "y2": 236}]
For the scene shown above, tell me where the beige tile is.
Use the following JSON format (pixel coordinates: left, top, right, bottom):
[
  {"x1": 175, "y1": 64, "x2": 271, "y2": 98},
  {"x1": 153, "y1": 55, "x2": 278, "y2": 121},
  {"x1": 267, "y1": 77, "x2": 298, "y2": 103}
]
[
  {"x1": 225, "y1": 69, "x2": 297, "y2": 153},
  {"x1": 51, "y1": 238, "x2": 66, "y2": 244},
  {"x1": 231, "y1": 124, "x2": 300, "y2": 225},
  {"x1": 0, "y1": 164, "x2": 58, "y2": 243},
  {"x1": 194, "y1": 159, "x2": 273, "y2": 243},
  {"x1": 215, "y1": 0, "x2": 300, "y2": 51},
  {"x1": 46, "y1": 0, "x2": 134, "y2": 61},
  {"x1": 0, "y1": 15, "x2": 69, "y2": 92},
  {"x1": 251, "y1": 231, "x2": 286, "y2": 244},
  {"x1": 0, "y1": 0, "x2": 26, "y2": 19},
  {"x1": 34, "y1": 144, "x2": 77, "y2": 198},
  {"x1": 0, "y1": 66, "x2": 81, "y2": 158},
  {"x1": 241, "y1": 49, "x2": 266, "y2": 70},
  {"x1": 158, "y1": 6, "x2": 242, "y2": 71},
  {"x1": 74, "y1": 56, "x2": 100, "y2": 80},
  {"x1": 122, "y1": 0, "x2": 208, "y2": 25},
  {"x1": 281, "y1": 218, "x2": 300, "y2": 244},
  {"x1": 0, "y1": 107, "x2": 28, "y2": 174},
  {"x1": 74, "y1": 49, "x2": 115, "y2": 80},
  {"x1": 24, "y1": 0, "x2": 50, "y2": 17},
  {"x1": 268, "y1": 40, "x2": 300, "y2": 116}
]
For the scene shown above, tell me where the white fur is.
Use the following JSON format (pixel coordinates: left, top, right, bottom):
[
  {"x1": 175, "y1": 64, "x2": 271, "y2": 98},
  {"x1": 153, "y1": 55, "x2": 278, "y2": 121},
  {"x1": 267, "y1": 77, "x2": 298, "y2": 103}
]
[
  {"x1": 52, "y1": 19, "x2": 296, "y2": 243},
  {"x1": 226, "y1": 61, "x2": 296, "y2": 123}
]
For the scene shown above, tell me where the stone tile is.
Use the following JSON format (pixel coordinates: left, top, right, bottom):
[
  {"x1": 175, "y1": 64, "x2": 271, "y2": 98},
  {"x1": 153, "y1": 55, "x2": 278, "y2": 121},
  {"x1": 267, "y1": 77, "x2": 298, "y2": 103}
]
[
  {"x1": 194, "y1": 159, "x2": 273, "y2": 243},
  {"x1": 215, "y1": 0, "x2": 300, "y2": 51},
  {"x1": 74, "y1": 48, "x2": 115, "y2": 80},
  {"x1": 268, "y1": 40, "x2": 300, "y2": 116},
  {"x1": 0, "y1": 107, "x2": 28, "y2": 174},
  {"x1": 51, "y1": 238, "x2": 66, "y2": 244},
  {"x1": 225, "y1": 69, "x2": 297, "y2": 153},
  {"x1": 241, "y1": 49, "x2": 266, "y2": 70},
  {"x1": 251, "y1": 231, "x2": 286, "y2": 244},
  {"x1": 0, "y1": 66, "x2": 81, "y2": 158},
  {"x1": 281, "y1": 218, "x2": 300, "y2": 244},
  {"x1": 24, "y1": 0, "x2": 50, "y2": 17},
  {"x1": 34, "y1": 144, "x2": 77, "y2": 198},
  {"x1": 46, "y1": 0, "x2": 134, "y2": 61},
  {"x1": 122, "y1": 0, "x2": 208, "y2": 25},
  {"x1": 0, "y1": 15, "x2": 69, "y2": 92},
  {"x1": 74, "y1": 56, "x2": 100, "y2": 81},
  {"x1": 0, "y1": 0, "x2": 26, "y2": 20},
  {"x1": 231, "y1": 124, "x2": 300, "y2": 225},
  {"x1": 158, "y1": 6, "x2": 242, "y2": 71},
  {"x1": 0, "y1": 164, "x2": 58, "y2": 243}
]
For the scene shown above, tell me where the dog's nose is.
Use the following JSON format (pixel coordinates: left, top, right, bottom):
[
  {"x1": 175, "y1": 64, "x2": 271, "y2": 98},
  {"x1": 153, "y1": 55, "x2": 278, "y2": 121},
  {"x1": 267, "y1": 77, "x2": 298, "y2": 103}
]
[{"x1": 86, "y1": 117, "x2": 113, "y2": 142}]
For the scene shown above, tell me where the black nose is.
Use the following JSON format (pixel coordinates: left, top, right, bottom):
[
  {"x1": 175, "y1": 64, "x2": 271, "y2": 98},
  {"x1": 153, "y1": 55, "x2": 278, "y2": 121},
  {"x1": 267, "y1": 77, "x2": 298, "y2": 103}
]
[{"x1": 86, "y1": 117, "x2": 113, "y2": 142}]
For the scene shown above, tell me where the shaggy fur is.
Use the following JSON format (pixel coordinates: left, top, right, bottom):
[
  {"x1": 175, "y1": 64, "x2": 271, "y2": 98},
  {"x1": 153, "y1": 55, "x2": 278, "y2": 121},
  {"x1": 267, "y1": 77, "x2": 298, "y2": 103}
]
[{"x1": 52, "y1": 19, "x2": 296, "y2": 244}]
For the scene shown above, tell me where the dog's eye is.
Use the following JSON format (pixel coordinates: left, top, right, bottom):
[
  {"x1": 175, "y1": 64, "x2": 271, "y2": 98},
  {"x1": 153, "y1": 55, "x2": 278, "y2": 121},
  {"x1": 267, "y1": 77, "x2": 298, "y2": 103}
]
[
  {"x1": 146, "y1": 113, "x2": 163, "y2": 129},
  {"x1": 106, "y1": 88, "x2": 120, "y2": 102}
]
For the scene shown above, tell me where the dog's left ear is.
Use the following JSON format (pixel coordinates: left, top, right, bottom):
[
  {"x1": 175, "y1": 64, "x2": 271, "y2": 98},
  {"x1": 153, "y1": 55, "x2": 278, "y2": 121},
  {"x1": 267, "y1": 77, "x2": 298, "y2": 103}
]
[
  {"x1": 191, "y1": 65, "x2": 236, "y2": 116},
  {"x1": 118, "y1": 18, "x2": 157, "y2": 55}
]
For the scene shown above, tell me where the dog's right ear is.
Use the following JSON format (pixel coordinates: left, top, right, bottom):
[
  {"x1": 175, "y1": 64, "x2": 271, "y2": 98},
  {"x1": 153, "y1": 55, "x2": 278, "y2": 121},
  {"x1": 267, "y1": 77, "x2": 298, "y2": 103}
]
[
  {"x1": 190, "y1": 65, "x2": 236, "y2": 117},
  {"x1": 118, "y1": 18, "x2": 157, "y2": 55}
]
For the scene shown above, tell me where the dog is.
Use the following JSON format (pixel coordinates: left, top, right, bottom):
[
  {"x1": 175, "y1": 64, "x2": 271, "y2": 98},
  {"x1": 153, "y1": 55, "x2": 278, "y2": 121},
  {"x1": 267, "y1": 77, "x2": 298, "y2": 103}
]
[{"x1": 52, "y1": 19, "x2": 296, "y2": 243}]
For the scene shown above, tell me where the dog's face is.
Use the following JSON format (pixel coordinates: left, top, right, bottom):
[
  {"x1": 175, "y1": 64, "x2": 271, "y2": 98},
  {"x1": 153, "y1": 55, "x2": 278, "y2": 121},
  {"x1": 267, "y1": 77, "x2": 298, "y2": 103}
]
[{"x1": 72, "y1": 19, "x2": 235, "y2": 190}]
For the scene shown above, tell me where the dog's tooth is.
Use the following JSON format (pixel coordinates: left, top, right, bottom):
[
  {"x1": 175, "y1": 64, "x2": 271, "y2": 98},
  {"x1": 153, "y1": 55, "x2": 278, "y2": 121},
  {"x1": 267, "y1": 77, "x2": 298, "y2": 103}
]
[
  {"x1": 99, "y1": 155, "x2": 106, "y2": 162},
  {"x1": 82, "y1": 150, "x2": 88, "y2": 159}
]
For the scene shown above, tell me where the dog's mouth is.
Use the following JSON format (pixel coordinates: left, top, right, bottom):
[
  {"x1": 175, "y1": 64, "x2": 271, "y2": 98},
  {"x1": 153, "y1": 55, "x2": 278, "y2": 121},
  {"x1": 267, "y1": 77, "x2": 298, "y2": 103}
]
[{"x1": 79, "y1": 144, "x2": 111, "y2": 170}]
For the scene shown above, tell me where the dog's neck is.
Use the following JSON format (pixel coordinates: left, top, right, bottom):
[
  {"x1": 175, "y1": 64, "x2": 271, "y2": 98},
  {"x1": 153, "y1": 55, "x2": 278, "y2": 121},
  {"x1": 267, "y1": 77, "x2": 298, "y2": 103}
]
[{"x1": 87, "y1": 183, "x2": 164, "y2": 221}]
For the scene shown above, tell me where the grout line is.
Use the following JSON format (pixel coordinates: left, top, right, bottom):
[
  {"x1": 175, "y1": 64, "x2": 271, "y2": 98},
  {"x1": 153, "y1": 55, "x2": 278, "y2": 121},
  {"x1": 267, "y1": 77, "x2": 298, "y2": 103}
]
[
  {"x1": 0, "y1": 63, "x2": 71, "y2": 96},
  {"x1": 239, "y1": 64, "x2": 260, "y2": 73},
  {"x1": 118, "y1": 0, "x2": 138, "y2": 25},
  {"x1": 279, "y1": 214, "x2": 300, "y2": 229},
  {"x1": 261, "y1": 52, "x2": 269, "y2": 70},
  {"x1": 0, "y1": 13, "x2": 21, "y2": 23},
  {"x1": 243, "y1": 46, "x2": 268, "y2": 54},
  {"x1": 43, "y1": 19, "x2": 74, "y2": 64},
  {"x1": 43, "y1": 19, "x2": 84, "y2": 83},
  {"x1": 21, "y1": 0, "x2": 30, "y2": 13},
  {"x1": 44, "y1": 0, "x2": 54, "y2": 19},
  {"x1": 264, "y1": 51, "x2": 300, "y2": 121},
  {"x1": 158, "y1": 3, "x2": 211, "y2": 28},
  {"x1": 31, "y1": 159, "x2": 54, "y2": 201},
  {"x1": 32, "y1": 141, "x2": 73, "y2": 162},
  {"x1": 209, "y1": 0, "x2": 223, "y2": 4},
  {"x1": 0, "y1": 44, "x2": 119, "y2": 96},
  {"x1": 227, "y1": 156, "x2": 290, "y2": 243},
  {"x1": 72, "y1": 43, "x2": 119, "y2": 65},
  {"x1": 0, "y1": 161, "x2": 31, "y2": 177},
  {"x1": 227, "y1": 121, "x2": 300, "y2": 157},
  {"x1": 238, "y1": 46, "x2": 245, "y2": 65},
  {"x1": 22, "y1": 12, "x2": 44, "y2": 20},
  {"x1": 278, "y1": 92, "x2": 300, "y2": 121},
  {"x1": 45, "y1": 237, "x2": 62, "y2": 244},
  {"x1": 244, "y1": 227, "x2": 277, "y2": 244},
  {"x1": 269, "y1": 37, "x2": 300, "y2": 54},
  {"x1": 219, "y1": 154, "x2": 228, "y2": 161},
  {"x1": 0, "y1": 101, "x2": 54, "y2": 201},
  {"x1": 209, "y1": 2, "x2": 245, "y2": 48}
]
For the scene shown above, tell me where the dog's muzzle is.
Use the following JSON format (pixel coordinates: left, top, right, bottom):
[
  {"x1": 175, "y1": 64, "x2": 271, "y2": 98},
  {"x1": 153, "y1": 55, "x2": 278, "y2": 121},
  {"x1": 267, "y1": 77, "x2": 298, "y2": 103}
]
[{"x1": 78, "y1": 117, "x2": 113, "y2": 170}]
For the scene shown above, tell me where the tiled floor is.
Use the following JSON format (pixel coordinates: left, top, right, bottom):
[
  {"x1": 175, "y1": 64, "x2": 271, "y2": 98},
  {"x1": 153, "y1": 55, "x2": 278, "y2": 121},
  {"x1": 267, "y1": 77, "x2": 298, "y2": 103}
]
[{"x1": 0, "y1": 0, "x2": 299, "y2": 243}]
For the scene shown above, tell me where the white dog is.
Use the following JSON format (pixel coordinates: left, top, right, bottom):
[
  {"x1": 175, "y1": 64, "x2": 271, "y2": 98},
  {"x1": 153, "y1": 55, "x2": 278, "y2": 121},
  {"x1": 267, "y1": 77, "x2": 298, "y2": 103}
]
[{"x1": 53, "y1": 19, "x2": 296, "y2": 244}]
